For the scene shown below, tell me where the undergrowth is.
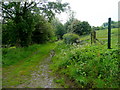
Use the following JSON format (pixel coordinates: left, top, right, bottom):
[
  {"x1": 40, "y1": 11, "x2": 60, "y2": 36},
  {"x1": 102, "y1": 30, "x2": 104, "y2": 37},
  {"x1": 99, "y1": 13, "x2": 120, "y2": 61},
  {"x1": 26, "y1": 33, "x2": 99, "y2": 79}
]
[{"x1": 51, "y1": 41, "x2": 119, "y2": 88}]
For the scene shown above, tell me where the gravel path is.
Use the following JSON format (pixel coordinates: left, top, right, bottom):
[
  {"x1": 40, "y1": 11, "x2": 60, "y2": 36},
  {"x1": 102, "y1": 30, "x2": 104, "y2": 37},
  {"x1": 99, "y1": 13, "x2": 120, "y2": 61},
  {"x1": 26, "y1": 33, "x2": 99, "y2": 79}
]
[{"x1": 17, "y1": 50, "x2": 62, "y2": 88}]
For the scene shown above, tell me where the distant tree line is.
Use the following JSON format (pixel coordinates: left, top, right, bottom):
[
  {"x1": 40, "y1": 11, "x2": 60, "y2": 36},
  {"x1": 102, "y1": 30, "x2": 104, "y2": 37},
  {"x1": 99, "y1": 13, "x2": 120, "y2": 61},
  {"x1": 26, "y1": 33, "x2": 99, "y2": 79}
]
[
  {"x1": 92, "y1": 21, "x2": 118, "y2": 31},
  {"x1": 102, "y1": 21, "x2": 118, "y2": 29}
]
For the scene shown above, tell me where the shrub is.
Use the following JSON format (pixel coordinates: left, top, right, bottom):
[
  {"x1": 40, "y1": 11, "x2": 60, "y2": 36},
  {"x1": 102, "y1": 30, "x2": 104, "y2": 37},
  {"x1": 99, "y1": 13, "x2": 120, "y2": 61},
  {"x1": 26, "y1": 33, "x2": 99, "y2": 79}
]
[{"x1": 63, "y1": 33, "x2": 80, "y2": 44}]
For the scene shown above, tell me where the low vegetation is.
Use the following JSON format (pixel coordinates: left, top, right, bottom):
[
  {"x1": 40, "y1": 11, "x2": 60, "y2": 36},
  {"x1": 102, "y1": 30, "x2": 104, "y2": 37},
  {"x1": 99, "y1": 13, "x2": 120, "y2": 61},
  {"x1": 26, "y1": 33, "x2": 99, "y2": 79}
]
[
  {"x1": 50, "y1": 28, "x2": 119, "y2": 88},
  {"x1": 51, "y1": 43, "x2": 119, "y2": 88}
]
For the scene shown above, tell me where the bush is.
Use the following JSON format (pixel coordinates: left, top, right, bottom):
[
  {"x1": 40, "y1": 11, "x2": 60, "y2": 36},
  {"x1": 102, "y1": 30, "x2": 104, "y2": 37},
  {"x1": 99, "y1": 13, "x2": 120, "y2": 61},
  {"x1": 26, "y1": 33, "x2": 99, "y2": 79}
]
[{"x1": 63, "y1": 33, "x2": 80, "y2": 44}]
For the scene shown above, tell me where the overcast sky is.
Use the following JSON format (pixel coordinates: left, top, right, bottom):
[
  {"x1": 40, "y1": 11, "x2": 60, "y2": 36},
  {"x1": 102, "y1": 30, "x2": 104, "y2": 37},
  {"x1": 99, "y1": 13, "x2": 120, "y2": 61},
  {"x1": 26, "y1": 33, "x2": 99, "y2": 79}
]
[{"x1": 55, "y1": 0, "x2": 119, "y2": 26}]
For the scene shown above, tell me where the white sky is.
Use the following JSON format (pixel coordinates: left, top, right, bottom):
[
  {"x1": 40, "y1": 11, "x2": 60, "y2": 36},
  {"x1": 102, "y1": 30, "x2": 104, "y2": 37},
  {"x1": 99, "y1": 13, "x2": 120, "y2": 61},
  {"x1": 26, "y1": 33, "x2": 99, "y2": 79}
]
[{"x1": 55, "y1": 0, "x2": 119, "y2": 26}]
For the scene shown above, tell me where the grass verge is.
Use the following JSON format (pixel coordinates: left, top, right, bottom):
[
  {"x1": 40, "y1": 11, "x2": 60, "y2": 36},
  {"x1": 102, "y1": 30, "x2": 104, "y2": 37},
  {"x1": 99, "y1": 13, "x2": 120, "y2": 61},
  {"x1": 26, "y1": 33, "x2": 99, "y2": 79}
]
[{"x1": 2, "y1": 43, "x2": 56, "y2": 87}]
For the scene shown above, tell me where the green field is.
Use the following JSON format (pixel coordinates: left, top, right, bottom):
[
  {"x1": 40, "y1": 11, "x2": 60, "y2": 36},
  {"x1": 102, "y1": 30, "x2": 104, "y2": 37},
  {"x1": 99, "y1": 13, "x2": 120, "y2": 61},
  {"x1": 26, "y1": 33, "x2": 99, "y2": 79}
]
[
  {"x1": 96, "y1": 28, "x2": 118, "y2": 48},
  {"x1": 80, "y1": 28, "x2": 118, "y2": 48},
  {"x1": 2, "y1": 28, "x2": 119, "y2": 88}
]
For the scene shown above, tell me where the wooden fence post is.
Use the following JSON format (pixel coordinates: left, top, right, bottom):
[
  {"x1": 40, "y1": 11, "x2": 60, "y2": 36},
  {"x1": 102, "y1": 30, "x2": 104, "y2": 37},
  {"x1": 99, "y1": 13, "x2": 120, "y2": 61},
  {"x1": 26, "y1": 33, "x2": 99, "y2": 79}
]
[
  {"x1": 108, "y1": 18, "x2": 111, "y2": 49},
  {"x1": 91, "y1": 32, "x2": 93, "y2": 44},
  {"x1": 91, "y1": 31, "x2": 96, "y2": 44},
  {"x1": 93, "y1": 31, "x2": 96, "y2": 43}
]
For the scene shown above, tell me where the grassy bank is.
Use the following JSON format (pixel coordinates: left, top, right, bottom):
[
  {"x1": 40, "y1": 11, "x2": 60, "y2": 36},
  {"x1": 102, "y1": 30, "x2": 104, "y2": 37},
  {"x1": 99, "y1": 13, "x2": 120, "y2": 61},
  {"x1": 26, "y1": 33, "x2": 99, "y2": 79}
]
[{"x1": 50, "y1": 28, "x2": 119, "y2": 88}]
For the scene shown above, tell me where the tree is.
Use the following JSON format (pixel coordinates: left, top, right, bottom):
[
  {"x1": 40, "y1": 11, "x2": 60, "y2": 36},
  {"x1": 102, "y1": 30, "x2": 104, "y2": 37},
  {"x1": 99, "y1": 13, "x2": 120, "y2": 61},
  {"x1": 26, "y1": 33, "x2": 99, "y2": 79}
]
[
  {"x1": 51, "y1": 18, "x2": 66, "y2": 40},
  {"x1": 2, "y1": 20, "x2": 16, "y2": 46},
  {"x1": 2, "y1": 1, "x2": 69, "y2": 47},
  {"x1": 40, "y1": 1, "x2": 69, "y2": 22},
  {"x1": 64, "y1": 19, "x2": 91, "y2": 35},
  {"x1": 64, "y1": 9, "x2": 75, "y2": 33},
  {"x1": 79, "y1": 21, "x2": 91, "y2": 35},
  {"x1": 32, "y1": 15, "x2": 55, "y2": 44},
  {"x1": 2, "y1": 2, "x2": 36, "y2": 47}
]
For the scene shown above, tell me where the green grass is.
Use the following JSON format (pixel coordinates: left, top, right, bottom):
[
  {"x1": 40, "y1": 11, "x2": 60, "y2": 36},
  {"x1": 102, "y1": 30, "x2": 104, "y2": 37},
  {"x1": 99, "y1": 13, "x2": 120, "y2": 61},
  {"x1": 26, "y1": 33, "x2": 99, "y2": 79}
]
[
  {"x1": 2, "y1": 43, "x2": 56, "y2": 87},
  {"x1": 50, "y1": 28, "x2": 119, "y2": 88}
]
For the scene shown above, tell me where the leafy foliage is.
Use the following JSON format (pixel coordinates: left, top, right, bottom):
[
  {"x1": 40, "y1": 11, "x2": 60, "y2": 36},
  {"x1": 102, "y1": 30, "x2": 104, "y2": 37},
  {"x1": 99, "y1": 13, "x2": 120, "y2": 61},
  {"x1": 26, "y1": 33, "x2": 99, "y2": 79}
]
[
  {"x1": 32, "y1": 15, "x2": 55, "y2": 44},
  {"x1": 64, "y1": 19, "x2": 91, "y2": 35},
  {"x1": 40, "y1": 1, "x2": 69, "y2": 22},
  {"x1": 2, "y1": 20, "x2": 16, "y2": 45},
  {"x1": 51, "y1": 43, "x2": 119, "y2": 88},
  {"x1": 2, "y1": 1, "x2": 69, "y2": 47},
  {"x1": 52, "y1": 18, "x2": 66, "y2": 40},
  {"x1": 2, "y1": 2, "x2": 36, "y2": 47}
]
